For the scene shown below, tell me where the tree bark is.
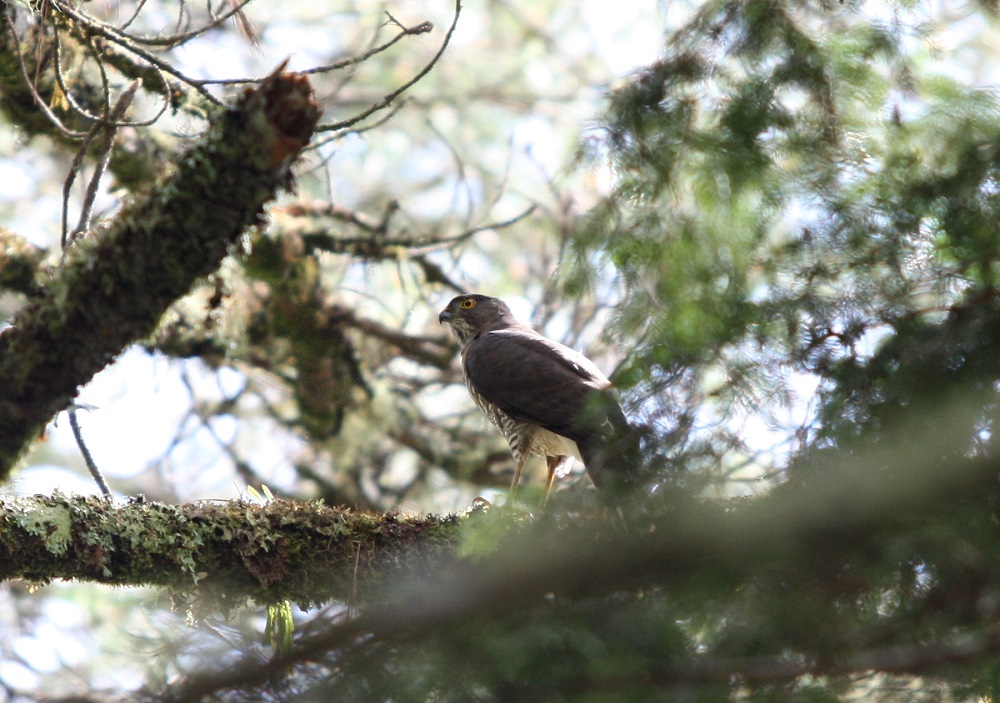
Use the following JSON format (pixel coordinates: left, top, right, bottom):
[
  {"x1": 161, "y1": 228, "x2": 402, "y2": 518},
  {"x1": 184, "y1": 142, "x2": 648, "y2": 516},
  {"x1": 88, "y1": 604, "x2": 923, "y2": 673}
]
[
  {"x1": 0, "y1": 494, "x2": 459, "y2": 610},
  {"x1": 0, "y1": 66, "x2": 321, "y2": 477}
]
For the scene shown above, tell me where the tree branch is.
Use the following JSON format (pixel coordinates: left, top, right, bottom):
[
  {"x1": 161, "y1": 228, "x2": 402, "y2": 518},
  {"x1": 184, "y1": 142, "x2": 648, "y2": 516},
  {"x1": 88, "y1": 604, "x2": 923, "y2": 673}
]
[
  {"x1": 0, "y1": 229, "x2": 45, "y2": 297},
  {"x1": 0, "y1": 64, "x2": 321, "y2": 477},
  {"x1": 0, "y1": 494, "x2": 459, "y2": 609}
]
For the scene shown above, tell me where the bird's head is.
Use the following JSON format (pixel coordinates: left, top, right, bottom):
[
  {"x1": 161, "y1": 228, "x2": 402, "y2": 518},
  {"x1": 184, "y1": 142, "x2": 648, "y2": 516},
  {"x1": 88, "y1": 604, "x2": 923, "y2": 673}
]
[{"x1": 438, "y1": 294, "x2": 516, "y2": 344}]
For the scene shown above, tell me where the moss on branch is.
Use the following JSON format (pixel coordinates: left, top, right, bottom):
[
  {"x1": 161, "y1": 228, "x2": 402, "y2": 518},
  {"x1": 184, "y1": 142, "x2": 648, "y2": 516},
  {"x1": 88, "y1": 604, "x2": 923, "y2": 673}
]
[
  {"x1": 0, "y1": 229, "x2": 45, "y2": 297},
  {"x1": 0, "y1": 494, "x2": 461, "y2": 609},
  {"x1": 0, "y1": 66, "x2": 321, "y2": 477}
]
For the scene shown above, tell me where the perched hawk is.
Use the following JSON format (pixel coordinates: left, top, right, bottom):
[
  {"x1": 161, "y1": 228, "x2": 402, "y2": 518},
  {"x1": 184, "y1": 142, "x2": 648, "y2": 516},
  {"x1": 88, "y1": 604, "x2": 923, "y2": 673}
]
[{"x1": 439, "y1": 294, "x2": 638, "y2": 499}]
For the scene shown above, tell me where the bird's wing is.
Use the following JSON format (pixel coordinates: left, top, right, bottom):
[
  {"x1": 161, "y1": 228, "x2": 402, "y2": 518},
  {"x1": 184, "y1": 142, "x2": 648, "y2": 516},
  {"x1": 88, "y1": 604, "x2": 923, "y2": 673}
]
[{"x1": 462, "y1": 326, "x2": 623, "y2": 445}]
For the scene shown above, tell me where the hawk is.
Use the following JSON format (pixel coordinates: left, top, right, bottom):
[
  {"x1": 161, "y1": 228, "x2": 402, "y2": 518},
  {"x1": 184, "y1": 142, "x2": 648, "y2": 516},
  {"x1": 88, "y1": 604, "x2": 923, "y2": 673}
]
[{"x1": 439, "y1": 293, "x2": 638, "y2": 499}]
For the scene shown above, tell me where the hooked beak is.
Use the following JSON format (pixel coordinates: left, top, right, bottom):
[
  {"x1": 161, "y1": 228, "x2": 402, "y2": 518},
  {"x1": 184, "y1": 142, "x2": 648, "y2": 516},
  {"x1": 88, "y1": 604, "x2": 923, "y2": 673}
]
[{"x1": 438, "y1": 309, "x2": 452, "y2": 325}]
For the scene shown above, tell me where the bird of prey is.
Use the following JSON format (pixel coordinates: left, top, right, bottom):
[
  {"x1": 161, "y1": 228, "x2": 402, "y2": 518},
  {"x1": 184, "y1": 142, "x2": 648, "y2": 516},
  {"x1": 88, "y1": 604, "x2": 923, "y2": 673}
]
[{"x1": 439, "y1": 293, "x2": 638, "y2": 500}]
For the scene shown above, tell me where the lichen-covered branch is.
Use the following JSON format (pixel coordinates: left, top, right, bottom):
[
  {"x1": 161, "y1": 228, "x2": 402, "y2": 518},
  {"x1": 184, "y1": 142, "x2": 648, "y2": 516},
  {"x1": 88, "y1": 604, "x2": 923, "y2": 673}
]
[
  {"x1": 0, "y1": 229, "x2": 45, "y2": 297},
  {"x1": 0, "y1": 65, "x2": 321, "y2": 477},
  {"x1": 0, "y1": 494, "x2": 460, "y2": 608}
]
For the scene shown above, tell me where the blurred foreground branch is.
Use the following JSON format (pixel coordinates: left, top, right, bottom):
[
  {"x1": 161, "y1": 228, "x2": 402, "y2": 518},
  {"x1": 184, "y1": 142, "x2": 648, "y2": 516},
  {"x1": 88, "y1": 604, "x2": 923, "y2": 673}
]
[{"x1": 155, "y1": 389, "x2": 1000, "y2": 699}]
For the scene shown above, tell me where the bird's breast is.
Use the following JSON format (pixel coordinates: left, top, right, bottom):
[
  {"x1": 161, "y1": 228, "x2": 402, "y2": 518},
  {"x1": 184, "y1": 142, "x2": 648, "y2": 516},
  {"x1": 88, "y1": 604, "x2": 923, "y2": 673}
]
[{"x1": 464, "y1": 377, "x2": 581, "y2": 462}]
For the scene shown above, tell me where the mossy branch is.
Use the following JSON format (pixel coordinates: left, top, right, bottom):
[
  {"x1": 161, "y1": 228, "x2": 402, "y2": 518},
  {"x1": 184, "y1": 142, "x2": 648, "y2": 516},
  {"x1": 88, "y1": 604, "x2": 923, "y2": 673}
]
[
  {"x1": 0, "y1": 65, "x2": 321, "y2": 477},
  {"x1": 0, "y1": 229, "x2": 45, "y2": 297},
  {"x1": 0, "y1": 494, "x2": 461, "y2": 609}
]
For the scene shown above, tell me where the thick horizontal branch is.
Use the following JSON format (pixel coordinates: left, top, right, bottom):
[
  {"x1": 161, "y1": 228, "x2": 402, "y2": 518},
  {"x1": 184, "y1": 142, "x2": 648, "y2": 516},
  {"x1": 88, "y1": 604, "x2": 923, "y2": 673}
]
[
  {"x1": 0, "y1": 494, "x2": 460, "y2": 608},
  {"x1": 0, "y1": 66, "x2": 320, "y2": 477}
]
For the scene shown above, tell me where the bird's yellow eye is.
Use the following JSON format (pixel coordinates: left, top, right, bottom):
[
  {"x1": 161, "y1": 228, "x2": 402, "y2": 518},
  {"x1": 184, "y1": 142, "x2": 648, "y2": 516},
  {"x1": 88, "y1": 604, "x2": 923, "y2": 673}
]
[{"x1": 460, "y1": 298, "x2": 476, "y2": 309}]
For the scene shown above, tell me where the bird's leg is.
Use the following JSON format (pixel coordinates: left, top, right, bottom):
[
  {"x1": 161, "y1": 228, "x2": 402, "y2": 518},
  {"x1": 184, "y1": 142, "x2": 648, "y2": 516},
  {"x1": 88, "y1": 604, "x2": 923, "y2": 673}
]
[
  {"x1": 543, "y1": 456, "x2": 561, "y2": 504},
  {"x1": 508, "y1": 455, "x2": 528, "y2": 500}
]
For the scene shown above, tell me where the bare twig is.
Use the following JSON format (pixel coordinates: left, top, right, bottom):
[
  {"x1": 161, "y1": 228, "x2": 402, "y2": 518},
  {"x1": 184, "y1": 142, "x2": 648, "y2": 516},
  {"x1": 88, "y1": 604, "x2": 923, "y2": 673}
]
[
  {"x1": 4, "y1": 13, "x2": 87, "y2": 139},
  {"x1": 333, "y1": 305, "x2": 453, "y2": 369},
  {"x1": 317, "y1": 0, "x2": 462, "y2": 132},
  {"x1": 51, "y1": 26, "x2": 112, "y2": 124},
  {"x1": 306, "y1": 101, "x2": 404, "y2": 152},
  {"x1": 61, "y1": 79, "x2": 141, "y2": 249},
  {"x1": 276, "y1": 202, "x2": 536, "y2": 254},
  {"x1": 50, "y1": 0, "x2": 223, "y2": 107},
  {"x1": 407, "y1": 205, "x2": 538, "y2": 255},
  {"x1": 192, "y1": 9, "x2": 430, "y2": 87},
  {"x1": 71, "y1": 0, "x2": 257, "y2": 50},
  {"x1": 68, "y1": 405, "x2": 112, "y2": 497}
]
